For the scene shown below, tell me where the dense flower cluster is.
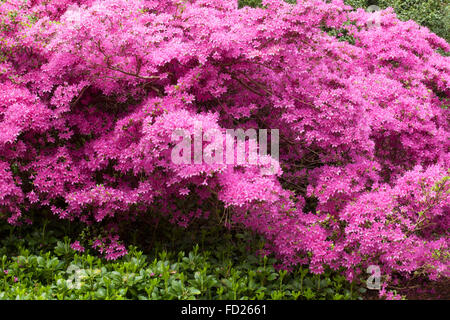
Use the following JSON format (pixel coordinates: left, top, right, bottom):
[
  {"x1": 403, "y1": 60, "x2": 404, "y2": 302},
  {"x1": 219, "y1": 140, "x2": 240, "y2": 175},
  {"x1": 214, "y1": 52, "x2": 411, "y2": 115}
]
[{"x1": 0, "y1": 0, "x2": 448, "y2": 289}]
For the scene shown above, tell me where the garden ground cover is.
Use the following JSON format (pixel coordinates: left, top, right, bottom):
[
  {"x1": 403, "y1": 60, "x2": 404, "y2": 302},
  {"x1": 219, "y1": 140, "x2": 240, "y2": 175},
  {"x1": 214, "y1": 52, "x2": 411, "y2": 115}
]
[{"x1": 0, "y1": 217, "x2": 366, "y2": 300}]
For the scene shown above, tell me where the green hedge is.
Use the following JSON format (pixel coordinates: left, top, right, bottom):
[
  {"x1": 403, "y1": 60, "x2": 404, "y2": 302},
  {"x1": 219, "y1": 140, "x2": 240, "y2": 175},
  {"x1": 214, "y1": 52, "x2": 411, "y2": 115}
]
[{"x1": 0, "y1": 219, "x2": 364, "y2": 300}]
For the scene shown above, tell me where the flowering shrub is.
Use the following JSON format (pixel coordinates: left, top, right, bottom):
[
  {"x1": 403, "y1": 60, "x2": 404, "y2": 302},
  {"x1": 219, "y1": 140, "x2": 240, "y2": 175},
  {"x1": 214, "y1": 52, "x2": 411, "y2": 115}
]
[
  {"x1": 345, "y1": 0, "x2": 450, "y2": 42},
  {"x1": 243, "y1": 0, "x2": 450, "y2": 42},
  {"x1": 0, "y1": 0, "x2": 448, "y2": 291}
]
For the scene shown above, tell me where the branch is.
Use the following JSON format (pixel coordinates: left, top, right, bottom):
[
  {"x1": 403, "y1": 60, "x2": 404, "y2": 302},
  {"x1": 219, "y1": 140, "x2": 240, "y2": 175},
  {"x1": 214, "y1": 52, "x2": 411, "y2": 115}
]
[{"x1": 70, "y1": 86, "x2": 89, "y2": 107}]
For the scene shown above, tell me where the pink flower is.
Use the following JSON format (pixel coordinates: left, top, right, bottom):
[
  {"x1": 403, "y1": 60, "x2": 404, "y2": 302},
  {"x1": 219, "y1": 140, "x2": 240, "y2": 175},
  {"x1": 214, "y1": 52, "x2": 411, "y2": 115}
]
[{"x1": 70, "y1": 241, "x2": 85, "y2": 253}]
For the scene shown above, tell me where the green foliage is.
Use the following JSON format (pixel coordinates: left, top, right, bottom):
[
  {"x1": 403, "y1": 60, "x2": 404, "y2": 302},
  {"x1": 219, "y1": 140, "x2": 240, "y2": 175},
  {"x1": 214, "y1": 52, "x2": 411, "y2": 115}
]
[
  {"x1": 0, "y1": 220, "x2": 364, "y2": 300},
  {"x1": 238, "y1": 0, "x2": 265, "y2": 8},
  {"x1": 238, "y1": 0, "x2": 297, "y2": 8}
]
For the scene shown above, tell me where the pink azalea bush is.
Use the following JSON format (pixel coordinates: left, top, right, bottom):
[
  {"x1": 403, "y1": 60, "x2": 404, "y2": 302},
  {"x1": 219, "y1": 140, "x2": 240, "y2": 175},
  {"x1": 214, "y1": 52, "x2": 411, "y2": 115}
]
[{"x1": 0, "y1": 0, "x2": 448, "y2": 289}]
